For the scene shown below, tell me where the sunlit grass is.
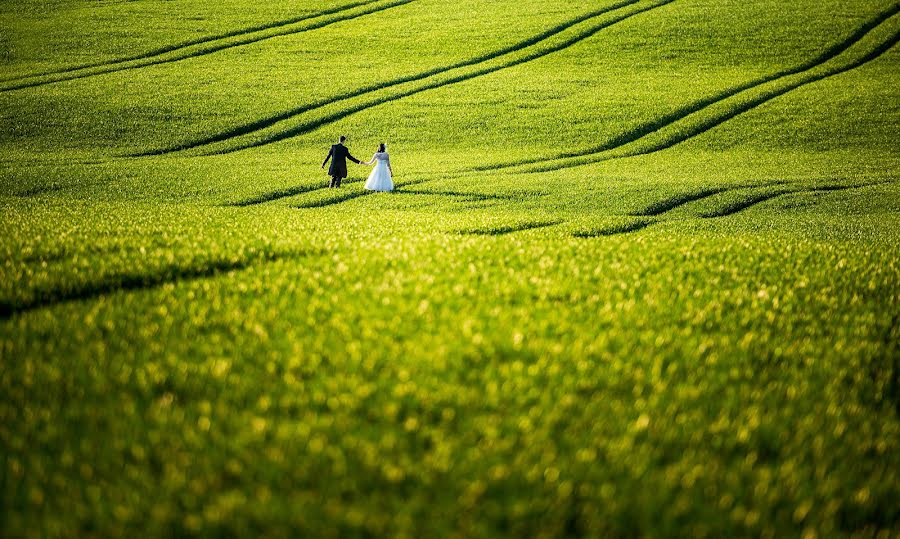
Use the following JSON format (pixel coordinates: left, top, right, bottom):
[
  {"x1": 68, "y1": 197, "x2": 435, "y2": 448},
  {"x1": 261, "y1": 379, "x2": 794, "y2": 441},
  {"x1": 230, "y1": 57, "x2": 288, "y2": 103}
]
[{"x1": 1, "y1": 0, "x2": 899, "y2": 536}]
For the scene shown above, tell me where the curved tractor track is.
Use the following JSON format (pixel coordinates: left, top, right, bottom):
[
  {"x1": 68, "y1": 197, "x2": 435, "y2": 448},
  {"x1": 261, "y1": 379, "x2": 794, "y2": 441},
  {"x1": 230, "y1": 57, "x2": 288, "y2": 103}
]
[
  {"x1": 476, "y1": 2, "x2": 900, "y2": 172},
  {"x1": 132, "y1": 0, "x2": 676, "y2": 157},
  {"x1": 0, "y1": 0, "x2": 415, "y2": 92},
  {"x1": 489, "y1": 3, "x2": 900, "y2": 174}
]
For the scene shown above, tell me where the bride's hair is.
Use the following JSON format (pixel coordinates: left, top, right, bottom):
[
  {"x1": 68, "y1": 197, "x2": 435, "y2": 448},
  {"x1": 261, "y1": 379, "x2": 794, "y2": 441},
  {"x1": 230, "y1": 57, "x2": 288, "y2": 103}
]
[{"x1": 378, "y1": 143, "x2": 386, "y2": 152}]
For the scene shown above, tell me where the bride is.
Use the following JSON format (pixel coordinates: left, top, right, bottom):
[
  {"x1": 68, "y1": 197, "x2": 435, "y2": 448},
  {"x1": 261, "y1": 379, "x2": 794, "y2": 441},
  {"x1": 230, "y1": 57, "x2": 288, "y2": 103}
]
[{"x1": 362, "y1": 143, "x2": 394, "y2": 192}]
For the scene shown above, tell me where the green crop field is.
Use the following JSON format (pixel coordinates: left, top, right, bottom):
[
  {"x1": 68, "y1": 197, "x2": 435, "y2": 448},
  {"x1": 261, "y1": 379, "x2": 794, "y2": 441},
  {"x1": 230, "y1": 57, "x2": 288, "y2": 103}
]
[{"x1": 2, "y1": 0, "x2": 899, "y2": 536}]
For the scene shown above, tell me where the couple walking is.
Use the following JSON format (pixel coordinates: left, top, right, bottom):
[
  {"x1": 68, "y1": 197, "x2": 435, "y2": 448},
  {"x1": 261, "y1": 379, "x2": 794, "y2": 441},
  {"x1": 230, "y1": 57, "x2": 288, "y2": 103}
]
[{"x1": 321, "y1": 135, "x2": 394, "y2": 192}]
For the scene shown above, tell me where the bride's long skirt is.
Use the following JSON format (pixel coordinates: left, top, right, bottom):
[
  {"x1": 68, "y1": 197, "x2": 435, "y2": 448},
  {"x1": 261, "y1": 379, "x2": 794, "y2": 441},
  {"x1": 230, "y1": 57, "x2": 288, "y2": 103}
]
[{"x1": 365, "y1": 161, "x2": 393, "y2": 191}]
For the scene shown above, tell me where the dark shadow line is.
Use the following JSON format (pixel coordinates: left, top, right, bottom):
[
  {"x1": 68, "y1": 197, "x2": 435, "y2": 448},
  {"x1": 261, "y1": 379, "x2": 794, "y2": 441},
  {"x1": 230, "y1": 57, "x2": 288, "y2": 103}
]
[
  {"x1": 227, "y1": 178, "x2": 365, "y2": 207},
  {"x1": 189, "y1": 0, "x2": 677, "y2": 155},
  {"x1": 0, "y1": 0, "x2": 375, "y2": 84},
  {"x1": 627, "y1": 179, "x2": 796, "y2": 216},
  {"x1": 809, "y1": 184, "x2": 863, "y2": 191},
  {"x1": 227, "y1": 184, "x2": 324, "y2": 207},
  {"x1": 20, "y1": 250, "x2": 75, "y2": 265},
  {"x1": 0, "y1": 0, "x2": 414, "y2": 93},
  {"x1": 629, "y1": 187, "x2": 729, "y2": 216},
  {"x1": 0, "y1": 251, "x2": 310, "y2": 319},
  {"x1": 0, "y1": 158, "x2": 110, "y2": 169},
  {"x1": 18, "y1": 243, "x2": 142, "y2": 265},
  {"x1": 13, "y1": 184, "x2": 68, "y2": 198},
  {"x1": 133, "y1": 0, "x2": 642, "y2": 155},
  {"x1": 573, "y1": 219, "x2": 652, "y2": 237},
  {"x1": 698, "y1": 190, "x2": 795, "y2": 218},
  {"x1": 477, "y1": 3, "x2": 900, "y2": 172},
  {"x1": 457, "y1": 220, "x2": 562, "y2": 236},
  {"x1": 394, "y1": 189, "x2": 524, "y2": 200},
  {"x1": 699, "y1": 183, "x2": 874, "y2": 218},
  {"x1": 293, "y1": 189, "x2": 372, "y2": 208},
  {"x1": 609, "y1": 26, "x2": 900, "y2": 164},
  {"x1": 290, "y1": 177, "x2": 432, "y2": 208}
]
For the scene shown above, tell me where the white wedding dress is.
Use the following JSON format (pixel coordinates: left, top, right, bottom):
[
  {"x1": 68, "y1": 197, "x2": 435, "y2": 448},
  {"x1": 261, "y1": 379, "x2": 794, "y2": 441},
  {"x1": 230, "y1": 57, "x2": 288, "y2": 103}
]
[{"x1": 364, "y1": 151, "x2": 393, "y2": 192}]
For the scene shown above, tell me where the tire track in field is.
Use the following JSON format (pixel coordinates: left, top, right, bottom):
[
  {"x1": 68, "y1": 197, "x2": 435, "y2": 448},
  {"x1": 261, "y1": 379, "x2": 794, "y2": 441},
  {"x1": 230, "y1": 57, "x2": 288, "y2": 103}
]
[
  {"x1": 141, "y1": 0, "x2": 674, "y2": 156},
  {"x1": 457, "y1": 220, "x2": 562, "y2": 236},
  {"x1": 0, "y1": 0, "x2": 374, "y2": 84},
  {"x1": 573, "y1": 181, "x2": 889, "y2": 237},
  {"x1": 227, "y1": 183, "x2": 334, "y2": 207},
  {"x1": 13, "y1": 184, "x2": 69, "y2": 198},
  {"x1": 395, "y1": 189, "x2": 523, "y2": 201},
  {"x1": 480, "y1": 3, "x2": 900, "y2": 174},
  {"x1": 228, "y1": 177, "x2": 367, "y2": 206},
  {"x1": 572, "y1": 218, "x2": 653, "y2": 237},
  {"x1": 0, "y1": 250, "x2": 313, "y2": 319},
  {"x1": 0, "y1": 0, "x2": 413, "y2": 93},
  {"x1": 698, "y1": 189, "x2": 796, "y2": 218},
  {"x1": 293, "y1": 189, "x2": 373, "y2": 208},
  {"x1": 628, "y1": 187, "x2": 729, "y2": 216},
  {"x1": 698, "y1": 183, "x2": 873, "y2": 218},
  {"x1": 136, "y1": 0, "x2": 643, "y2": 156},
  {"x1": 230, "y1": 174, "x2": 541, "y2": 207},
  {"x1": 230, "y1": 172, "x2": 539, "y2": 207},
  {"x1": 628, "y1": 179, "x2": 793, "y2": 216},
  {"x1": 291, "y1": 177, "x2": 432, "y2": 208}
]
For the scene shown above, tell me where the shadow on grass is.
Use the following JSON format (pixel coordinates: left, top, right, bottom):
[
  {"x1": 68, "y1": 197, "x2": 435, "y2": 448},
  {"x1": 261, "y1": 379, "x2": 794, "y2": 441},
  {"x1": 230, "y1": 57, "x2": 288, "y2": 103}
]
[
  {"x1": 629, "y1": 188, "x2": 729, "y2": 216},
  {"x1": 293, "y1": 190, "x2": 372, "y2": 209},
  {"x1": 228, "y1": 179, "x2": 364, "y2": 206},
  {"x1": 228, "y1": 184, "x2": 323, "y2": 207},
  {"x1": 13, "y1": 184, "x2": 68, "y2": 198},
  {"x1": 475, "y1": 4, "x2": 900, "y2": 173},
  {"x1": 629, "y1": 180, "x2": 796, "y2": 216},
  {"x1": 457, "y1": 220, "x2": 562, "y2": 236},
  {"x1": 0, "y1": 251, "x2": 312, "y2": 319},
  {"x1": 699, "y1": 190, "x2": 795, "y2": 218},
  {"x1": 291, "y1": 178, "x2": 433, "y2": 208},
  {"x1": 573, "y1": 219, "x2": 653, "y2": 237},
  {"x1": 698, "y1": 183, "x2": 869, "y2": 218},
  {"x1": 162, "y1": 0, "x2": 674, "y2": 156},
  {"x1": 135, "y1": 0, "x2": 648, "y2": 156},
  {"x1": 394, "y1": 189, "x2": 522, "y2": 201},
  {"x1": 2, "y1": 0, "x2": 414, "y2": 93}
]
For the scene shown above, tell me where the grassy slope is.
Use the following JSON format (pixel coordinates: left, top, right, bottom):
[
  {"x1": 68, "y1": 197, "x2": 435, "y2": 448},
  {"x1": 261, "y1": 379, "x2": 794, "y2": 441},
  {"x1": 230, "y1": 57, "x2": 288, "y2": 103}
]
[
  {"x1": 0, "y1": 1, "x2": 368, "y2": 77},
  {"x1": 1, "y1": 0, "x2": 899, "y2": 537}
]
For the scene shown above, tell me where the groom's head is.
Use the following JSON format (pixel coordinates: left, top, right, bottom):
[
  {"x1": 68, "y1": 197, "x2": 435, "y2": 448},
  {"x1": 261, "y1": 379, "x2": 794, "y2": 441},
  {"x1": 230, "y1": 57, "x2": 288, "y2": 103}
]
[{"x1": 339, "y1": 135, "x2": 346, "y2": 143}]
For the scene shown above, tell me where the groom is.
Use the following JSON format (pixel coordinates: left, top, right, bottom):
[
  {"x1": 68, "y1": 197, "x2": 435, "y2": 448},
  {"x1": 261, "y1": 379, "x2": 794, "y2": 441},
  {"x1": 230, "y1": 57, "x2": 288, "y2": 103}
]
[{"x1": 321, "y1": 135, "x2": 361, "y2": 188}]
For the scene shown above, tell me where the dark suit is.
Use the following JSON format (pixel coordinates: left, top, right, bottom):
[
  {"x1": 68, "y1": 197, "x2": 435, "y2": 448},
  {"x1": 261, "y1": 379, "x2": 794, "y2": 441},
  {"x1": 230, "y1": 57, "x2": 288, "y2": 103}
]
[{"x1": 322, "y1": 143, "x2": 360, "y2": 187}]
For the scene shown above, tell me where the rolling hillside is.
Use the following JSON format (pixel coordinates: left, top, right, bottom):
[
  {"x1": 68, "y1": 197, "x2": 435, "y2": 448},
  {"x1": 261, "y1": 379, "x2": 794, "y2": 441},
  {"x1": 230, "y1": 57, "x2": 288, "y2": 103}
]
[{"x1": 1, "y1": 0, "x2": 898, "y2": 536}]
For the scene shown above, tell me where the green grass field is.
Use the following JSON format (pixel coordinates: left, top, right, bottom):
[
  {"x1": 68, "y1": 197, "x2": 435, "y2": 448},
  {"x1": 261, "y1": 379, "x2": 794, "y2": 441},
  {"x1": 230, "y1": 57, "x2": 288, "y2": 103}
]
[{"x1": 2, "y1": 0, "x2": 899, "y2": 536}]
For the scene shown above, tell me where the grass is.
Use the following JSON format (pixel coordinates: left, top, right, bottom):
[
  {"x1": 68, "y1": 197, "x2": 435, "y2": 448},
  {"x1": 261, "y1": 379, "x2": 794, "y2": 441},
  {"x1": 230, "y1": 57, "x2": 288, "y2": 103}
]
[
  {"x1": 572, "y1": 219, "x2": 653, "y2": 237},
  {"x1": 1, "y1": 0, "x2": 899, "y2": 537}
]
